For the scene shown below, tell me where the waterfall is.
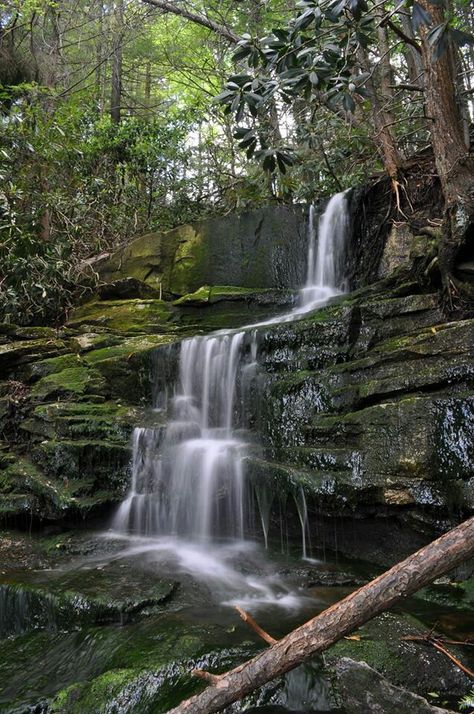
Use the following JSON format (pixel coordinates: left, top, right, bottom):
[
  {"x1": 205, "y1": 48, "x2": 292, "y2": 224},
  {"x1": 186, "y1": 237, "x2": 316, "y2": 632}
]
[
  {"x1": 299, "y1": 191, "x2": 349, "y2": 310},
  {"x1": 113, "y1": 192, "x2": 349, "y2": 547},
  {"x1": 113, "y1": 330, "x2": 254, "y2": 539}
]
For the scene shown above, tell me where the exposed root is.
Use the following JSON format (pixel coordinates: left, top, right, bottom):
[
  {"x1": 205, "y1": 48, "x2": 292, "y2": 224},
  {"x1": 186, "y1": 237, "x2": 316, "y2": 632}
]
[{"x1": 391, "y1": 178, "x2": 409, "y2": 218}]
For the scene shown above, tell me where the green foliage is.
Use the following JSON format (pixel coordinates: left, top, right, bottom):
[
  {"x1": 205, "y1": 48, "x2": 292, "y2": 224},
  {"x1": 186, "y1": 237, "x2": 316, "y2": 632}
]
[
  {"x1": 218, "y1": 0, "x2": 473, "y2": 182},
  {"x1": 0, "y1": 89, "x2": 206, "y2": 324},
  {"x1": 459, "y1": 689, "x2": 474, "y2": 711}
]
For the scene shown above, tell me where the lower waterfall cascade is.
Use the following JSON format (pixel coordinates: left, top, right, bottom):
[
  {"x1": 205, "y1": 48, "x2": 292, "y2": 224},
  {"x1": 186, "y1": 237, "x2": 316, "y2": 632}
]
[{"x1": 113, "y1": 191, "x2": 350, "y2": 552}]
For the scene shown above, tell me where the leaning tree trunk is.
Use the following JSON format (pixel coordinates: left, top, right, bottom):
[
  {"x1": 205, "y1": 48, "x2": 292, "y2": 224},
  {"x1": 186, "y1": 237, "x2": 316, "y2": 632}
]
[
  {"x1": 418, "y1": 0, "x2": 474, "y2": 293},
  {"x1": 167, "y1": 516, "x2": 474, "y2": 714}
]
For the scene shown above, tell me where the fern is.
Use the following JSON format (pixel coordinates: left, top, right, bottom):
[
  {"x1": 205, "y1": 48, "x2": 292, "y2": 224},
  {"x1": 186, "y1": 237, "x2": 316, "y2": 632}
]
[{"x1": 459, "y1": 689, "x2": 474, "y2": 711}]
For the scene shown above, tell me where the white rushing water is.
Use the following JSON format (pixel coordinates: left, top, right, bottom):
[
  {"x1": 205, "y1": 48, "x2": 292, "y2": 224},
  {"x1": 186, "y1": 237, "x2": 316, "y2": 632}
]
[
  {"x1": 113, "y1": 331, "x2": 253, "y2": 540},
  {"x1": 112, "y1": 191, "x2": 349, "y2": 604},
  {"x1": 299, "y1": 192, "x2": 349, "y2": 312}
]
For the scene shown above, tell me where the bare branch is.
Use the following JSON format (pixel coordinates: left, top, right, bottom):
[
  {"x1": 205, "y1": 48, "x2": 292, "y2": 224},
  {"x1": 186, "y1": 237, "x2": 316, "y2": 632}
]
[
  {"x1": 140, "y1": 0, "x2": 240, "y2": 44},
  {"x1": 386, "y1": 19, "x2": 422, "y2": 53}
]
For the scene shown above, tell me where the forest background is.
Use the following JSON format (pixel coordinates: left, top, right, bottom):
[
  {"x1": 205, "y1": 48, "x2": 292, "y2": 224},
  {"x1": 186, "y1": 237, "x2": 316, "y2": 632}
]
[{"x1": 0, "y1": 0, "x2": 473, "y2": 324}]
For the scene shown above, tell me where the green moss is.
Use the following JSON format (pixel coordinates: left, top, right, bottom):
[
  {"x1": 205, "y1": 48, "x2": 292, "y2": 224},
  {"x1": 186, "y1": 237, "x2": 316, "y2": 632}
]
[
  {"x1": 32, "y1": 439, "x2": 130, "y2": 493},
  {"x1": 50, "y1": 682, "x2": 87, "y2": 712},
  {"x1": 83, "y1": 335, "x2": 172, "y2": 365},
  {"x1": 67, "y1": 299, "x2": 174, "y2": 334},
  {"x1": 0, "y1": 324, "x2": 58, "y2": 340},
  {"x1": 167, "y1": 225, "x2": 206, "y2": 295},
  {"x1": 31, "y1": 366, "x2": 107, "y2": 401},
  {"x1": 28, "y1": 401, "x2": 137, "y2": 442},
  {"x1": 1, "y1": 457, "x2": 71, "y2": 513},
  {"x1": 0, "y1": 338, "x2": 69, "y2": 373},
  {"x1": 173, "y1": 285, "x2": 272, "y2": 306},
  {"x1": 29, "y1": 353, "x2": 85, "y2": 379},
  {"x1": 415, "y1": 578, "x2": 474, "y2": 611},
  {"x1": 70, "y1": 332, "x2": 123, "y2": 353}
]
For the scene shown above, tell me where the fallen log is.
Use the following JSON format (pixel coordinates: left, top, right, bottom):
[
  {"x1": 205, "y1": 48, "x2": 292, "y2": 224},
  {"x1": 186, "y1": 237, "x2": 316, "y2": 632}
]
[{"x1": 166, "y1": 516, "x2": 474, "y2": 714}]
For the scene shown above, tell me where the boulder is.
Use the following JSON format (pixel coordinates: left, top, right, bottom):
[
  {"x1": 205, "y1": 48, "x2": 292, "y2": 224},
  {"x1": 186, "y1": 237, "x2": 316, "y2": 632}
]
[{"x1": 95, "y1": 206, "x2": 308, "y2": 296}]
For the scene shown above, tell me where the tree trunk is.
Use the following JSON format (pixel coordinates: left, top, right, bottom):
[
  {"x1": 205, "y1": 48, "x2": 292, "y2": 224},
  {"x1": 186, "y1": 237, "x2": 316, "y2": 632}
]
[
  {"x1": 399, "y1": 14, "x2": 424, "y2": 88},
  {"x1": 110, "y1": 0, "x2": 124, "y2": 124},
  {"x1": 418, "y1": 0, "x2": 474, "y2": 289},
  {"x1": 167, "y1": 516, "x2": 474, "y2": 714},
  {"x1": 95, "y1": 0, "x2": 104, "y2": 114},
  {"x1": 357, "y1": 47, "x2": 404, "y2": 181}
]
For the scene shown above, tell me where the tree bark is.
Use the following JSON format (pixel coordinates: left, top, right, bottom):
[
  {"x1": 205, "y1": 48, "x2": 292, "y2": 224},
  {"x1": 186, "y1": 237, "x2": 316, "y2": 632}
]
[
  {"x1": 357, "y1": 47, "x2": 404, "y2": 182},
  {"x1": 167, "y1": 516, "x2": 474, "y2": 714},
  {"x1": 417, "y1": 0, "x2": 474, "y2": 288},
  {"x1": 110, "y1": 0, "x2": 124, "y2": 124},
  {"x1": 399, "y1": 14, "x2": 424, "y2": 88}
]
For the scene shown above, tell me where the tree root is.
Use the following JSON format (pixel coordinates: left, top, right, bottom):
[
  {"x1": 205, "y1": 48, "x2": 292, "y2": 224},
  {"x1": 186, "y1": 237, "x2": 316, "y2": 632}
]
[{"x1": 391, "y1": 178, "x2": 410, "y2": 218}]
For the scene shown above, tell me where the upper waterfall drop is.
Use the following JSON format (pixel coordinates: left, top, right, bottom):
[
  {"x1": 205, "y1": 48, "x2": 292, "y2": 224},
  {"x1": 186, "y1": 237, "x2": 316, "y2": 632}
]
[
  {"x1": 113, "y1": 191, "x2": 350, "y2": 544},
  {"x1": 299, "y1": 191, "x2": 349, "y2": 310}
]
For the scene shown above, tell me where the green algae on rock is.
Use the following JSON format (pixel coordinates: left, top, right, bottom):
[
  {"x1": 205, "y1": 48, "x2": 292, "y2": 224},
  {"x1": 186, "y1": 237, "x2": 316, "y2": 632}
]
[
  {"x1": 67, "y1": 299, "x2": 175, "y2": 334},
  {"x1": 95, "y1": 207, "x2": 308, "y2": 297}
]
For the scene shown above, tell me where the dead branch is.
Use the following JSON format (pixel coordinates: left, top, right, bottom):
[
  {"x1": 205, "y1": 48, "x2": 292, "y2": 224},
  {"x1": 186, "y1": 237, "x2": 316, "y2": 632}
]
[
  {"x1": 402, "y1": 634, "x2": 474, "y2": 679},
  {"x1": 235, "y1": 606, "x2": 278, "y2": 646},
  {"x1": 140, "y1": 0, "x2": 240, "y2": 44}
]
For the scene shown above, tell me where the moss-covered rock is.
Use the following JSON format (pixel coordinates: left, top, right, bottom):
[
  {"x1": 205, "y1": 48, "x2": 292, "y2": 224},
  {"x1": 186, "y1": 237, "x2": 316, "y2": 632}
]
[
  {"x1": 0, "y1": 562, "x2": 178, "y2": 637},
  {"x1": 332, "y1": 658, "x2": 454, "y2": 714},
  {"x1": 83, "y1": 335, "x2": 174, "y2": 401},
  {"x1": 31, "y1": 438, "x2": 131, "y2": 503},
  {"x1": 0, "y1": 338, "x2": 69, "y2": 375},
  {"x1": 96, "y1": 206, "x2": 308, "y2": 297},
  {"x1": 22, "y1": 401, "x2": 137, "y2": 442},
  {"x1": 173, "y1": 284, "x2": 274, "y2": 306},
  {"x1": 31, "y1": 365, "x2": 107, "y2": 401},
  {"x1": 326, "y1": 612, "x2": 472, "y2": 698},
  {"x1": 67, "y1": 299, "x2": 174, "y2": 335},
  {"x1": 0, "y1": 457, "x2": 71, "y2": 517}
]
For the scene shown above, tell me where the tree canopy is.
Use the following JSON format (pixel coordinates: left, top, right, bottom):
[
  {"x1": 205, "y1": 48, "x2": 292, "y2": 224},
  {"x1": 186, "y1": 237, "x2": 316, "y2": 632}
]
[{"x1": 0, "y1": 0, "x2": 473, "y2": 322}]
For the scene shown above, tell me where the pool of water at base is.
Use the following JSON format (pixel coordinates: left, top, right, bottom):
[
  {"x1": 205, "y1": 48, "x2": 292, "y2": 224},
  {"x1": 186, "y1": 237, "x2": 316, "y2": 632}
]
[{"x1": 0, "y1": 530, "x2": 472, "y2": 713}]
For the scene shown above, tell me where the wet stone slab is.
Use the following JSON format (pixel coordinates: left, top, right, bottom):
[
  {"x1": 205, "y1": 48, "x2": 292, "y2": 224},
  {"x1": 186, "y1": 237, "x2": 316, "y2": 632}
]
[{"x1": 0, "y1": 557, "x2": 178, "y2": 637}]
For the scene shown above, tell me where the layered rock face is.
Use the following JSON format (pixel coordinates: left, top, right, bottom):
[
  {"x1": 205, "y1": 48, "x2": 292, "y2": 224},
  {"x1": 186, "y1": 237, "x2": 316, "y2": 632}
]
[
  {"x1": 93, "y1": 204, "x2": 308, "y2": 296},
  {"x1": 1, "y1": 201, "x2": 473, "y2": 535},
  {"x1": 247, "y1": 288, "x2": 473, "y2": 527}
]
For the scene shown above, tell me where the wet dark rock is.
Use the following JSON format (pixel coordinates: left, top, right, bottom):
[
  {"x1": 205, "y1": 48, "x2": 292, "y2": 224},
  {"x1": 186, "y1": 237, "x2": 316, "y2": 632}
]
[
  {"x1": 333, "y1": 657, "x2": 455, "y2": 713},
  {"x1": 301, "y1": 571, "x2": 367, "y2": 588},
  {"x1": 95, "y1": 207, "x2": 309, "y2": 296},
  {"x1": 0, "y1": 560, "x2": 178, "y2": 637},
  {"x1": 326, "y1": 612, "x2": 472, "y2": 698},
  {"x1": 97, "y1": 278, "x2": 163, "y2": 300},
  {"x1": 415, "y1": 577, "x2": 474, "y2": 613},
  {"x1": 1, "y1": 204, "x2": 474, "y2": 527}
]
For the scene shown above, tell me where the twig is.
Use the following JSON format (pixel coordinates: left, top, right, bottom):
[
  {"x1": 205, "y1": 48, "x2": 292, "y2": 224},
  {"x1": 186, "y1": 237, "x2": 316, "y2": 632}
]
[
  {"x1": 402, "y1": 634, "x2": 474, "y2": 679},
  {"x1": 235, "y1": 606, "x2": 278, "y2": 646},
  {"x1": 431, "y1": 641, "x2": 474, "y2": 678}
]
